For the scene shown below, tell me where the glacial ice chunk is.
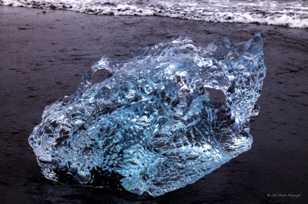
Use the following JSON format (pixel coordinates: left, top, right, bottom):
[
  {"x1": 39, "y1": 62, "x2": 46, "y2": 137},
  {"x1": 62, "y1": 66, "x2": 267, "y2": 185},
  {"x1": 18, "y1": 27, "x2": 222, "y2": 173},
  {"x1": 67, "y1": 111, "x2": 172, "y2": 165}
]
[{"x1": 29, "y1": 33, "x2": 266, "y2": 197}]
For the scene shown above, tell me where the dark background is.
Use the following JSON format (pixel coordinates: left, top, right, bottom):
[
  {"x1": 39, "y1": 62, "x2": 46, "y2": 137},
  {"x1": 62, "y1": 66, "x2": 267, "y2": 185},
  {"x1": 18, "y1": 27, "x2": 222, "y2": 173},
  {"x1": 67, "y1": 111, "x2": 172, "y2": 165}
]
[{"x1": 0, "y1": 6, "x2": 308, "y2": 204}]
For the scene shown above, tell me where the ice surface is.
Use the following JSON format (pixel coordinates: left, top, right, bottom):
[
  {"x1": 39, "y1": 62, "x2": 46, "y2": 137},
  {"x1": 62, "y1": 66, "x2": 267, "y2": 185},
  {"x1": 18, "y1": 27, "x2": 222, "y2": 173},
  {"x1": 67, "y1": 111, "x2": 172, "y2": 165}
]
[
  {"x1": 29, "y1": 34, "x2": 266, "y2": 197},
  {"x1": 1, "y1": 0, "x2": 308, "y2": 28}
]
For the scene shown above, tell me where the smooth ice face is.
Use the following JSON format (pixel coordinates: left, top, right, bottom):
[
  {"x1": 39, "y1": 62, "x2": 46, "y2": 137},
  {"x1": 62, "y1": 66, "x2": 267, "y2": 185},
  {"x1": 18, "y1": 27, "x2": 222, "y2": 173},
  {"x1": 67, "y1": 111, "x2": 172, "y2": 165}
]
[{"x1": 29, "y1": 34, "x2": 266, "y2": 197}]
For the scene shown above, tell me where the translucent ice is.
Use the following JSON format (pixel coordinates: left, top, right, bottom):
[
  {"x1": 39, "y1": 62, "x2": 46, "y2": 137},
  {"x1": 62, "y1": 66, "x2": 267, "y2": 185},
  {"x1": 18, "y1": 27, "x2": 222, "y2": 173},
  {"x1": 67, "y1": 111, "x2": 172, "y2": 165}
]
[{"x1": 29, "y1": 34, "x2": 266, "y2": 197}]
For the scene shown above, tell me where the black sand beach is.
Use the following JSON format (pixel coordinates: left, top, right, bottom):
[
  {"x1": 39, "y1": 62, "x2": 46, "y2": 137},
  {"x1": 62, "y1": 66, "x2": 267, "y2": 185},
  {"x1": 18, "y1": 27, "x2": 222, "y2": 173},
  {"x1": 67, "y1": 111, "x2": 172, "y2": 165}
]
[{"x1": 0, "y1": 6, "x2": 308, "y2": 204}]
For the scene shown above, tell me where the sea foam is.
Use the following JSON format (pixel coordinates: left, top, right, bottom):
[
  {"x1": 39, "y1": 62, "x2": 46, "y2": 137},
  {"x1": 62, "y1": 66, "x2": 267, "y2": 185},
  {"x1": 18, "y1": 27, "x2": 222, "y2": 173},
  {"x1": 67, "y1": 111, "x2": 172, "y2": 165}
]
[{"x1": 1, "y1": 0, "x2": 308, "y2": 28}]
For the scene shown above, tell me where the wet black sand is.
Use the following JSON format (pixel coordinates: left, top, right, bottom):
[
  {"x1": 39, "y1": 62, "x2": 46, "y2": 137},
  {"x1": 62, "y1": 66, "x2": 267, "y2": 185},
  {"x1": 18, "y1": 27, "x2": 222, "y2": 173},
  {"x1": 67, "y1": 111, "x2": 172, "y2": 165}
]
[{"x1": 0, "y1": 6, "x2": 308, "y2": 204}]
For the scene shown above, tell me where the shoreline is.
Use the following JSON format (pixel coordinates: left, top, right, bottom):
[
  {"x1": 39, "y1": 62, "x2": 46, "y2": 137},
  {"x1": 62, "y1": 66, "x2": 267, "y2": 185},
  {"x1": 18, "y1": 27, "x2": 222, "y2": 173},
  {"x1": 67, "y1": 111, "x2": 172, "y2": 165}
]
[
  {"x1": 0, "y1": 6, "x2": 308, "y2": 204},
  {"x1": 1, "y1": 0, "x2": 308, "y2": 29}
]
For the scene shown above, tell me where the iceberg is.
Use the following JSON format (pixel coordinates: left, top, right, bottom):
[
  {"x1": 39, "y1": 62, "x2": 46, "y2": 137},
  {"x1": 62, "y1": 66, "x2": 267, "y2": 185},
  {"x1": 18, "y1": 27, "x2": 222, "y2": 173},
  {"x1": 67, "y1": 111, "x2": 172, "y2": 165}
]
[{"x1": 29, "y1": 33, "x2": 266, "y2": 197}]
